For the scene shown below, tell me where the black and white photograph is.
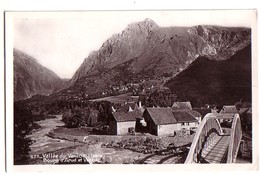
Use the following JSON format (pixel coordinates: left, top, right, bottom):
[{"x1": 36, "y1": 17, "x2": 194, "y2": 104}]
[{"x1": 4, "y1": 9, "x2": 257, "y2": 171}]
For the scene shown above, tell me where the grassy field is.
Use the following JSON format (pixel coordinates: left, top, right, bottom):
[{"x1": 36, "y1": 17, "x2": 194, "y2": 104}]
[
  {"x1": 52, "y1": 127, "x2": 92, "y2": 136},
  {"x1": 90, "y1": 94, "x2": 139, "y2": 104}
]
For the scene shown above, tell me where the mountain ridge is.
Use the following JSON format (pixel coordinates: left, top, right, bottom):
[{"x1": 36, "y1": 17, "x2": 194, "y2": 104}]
[
  {"x1": 71, "y1": 19, "x2": 250, "y2": 84},
  {"x1": 14, "y1": 48, "x2": 67, "y2": 101}
]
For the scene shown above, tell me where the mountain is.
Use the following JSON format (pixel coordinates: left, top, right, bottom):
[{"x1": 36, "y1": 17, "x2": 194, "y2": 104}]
[
  {"x1": 165, "y1": 44, "x2": 251, "y2": 106},
  {"x1": 60, "y1": 19, "x2": 251, "y2": 103},
  {"x1": 15, "y1": 19, "x2": 252, "y2": 111},
  {"x1": 13, "y1": 49, "x2": 66, "y2": 101},
  {"x1": 71, "y1": 19, "x2": 250, "y2": 84}
]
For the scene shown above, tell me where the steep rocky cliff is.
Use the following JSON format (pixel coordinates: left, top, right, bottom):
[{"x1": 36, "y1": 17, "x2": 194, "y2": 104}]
[
  {"x1": 14, "y1": 49, "x2": 66, "y2": 101},
  {"x1": 71, "y1": 19, "x2": 250, "y2": 84}
]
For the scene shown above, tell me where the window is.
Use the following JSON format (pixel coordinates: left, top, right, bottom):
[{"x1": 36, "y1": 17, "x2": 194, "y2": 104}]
[{"x1": 181, "y1": 122, "x2": 185, "y2": 126}]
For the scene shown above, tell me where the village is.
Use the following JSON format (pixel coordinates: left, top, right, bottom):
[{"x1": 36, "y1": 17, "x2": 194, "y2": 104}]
[
  {"x1": 94, "y1": 100, "x2": 249, "y2": 137},
  {"x1": 109, "y1": 101, "x2": 201, "y2": 136},
  {"x1": 40, "y1": 99, "x2": 252, "y2": 164}
]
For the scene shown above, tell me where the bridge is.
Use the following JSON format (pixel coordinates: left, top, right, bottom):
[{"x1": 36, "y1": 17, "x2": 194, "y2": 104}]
[{"x1": 185, "y1": 113, "x2": 242, "y2": 163}]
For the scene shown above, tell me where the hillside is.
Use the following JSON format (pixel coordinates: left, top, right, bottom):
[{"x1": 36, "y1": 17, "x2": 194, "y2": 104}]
[
  {"x1": 165, "y1": 44, "x2": 251, "y2": 106},
  {"x1": 14, "y1": 49, "x2": 66, "y2": 101}
]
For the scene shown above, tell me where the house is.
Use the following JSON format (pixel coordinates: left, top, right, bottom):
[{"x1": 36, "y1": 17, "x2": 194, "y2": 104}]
[
  {"x1": 184, "y1": 109, "x2": 202, "y2": 125},
  {"x1": 143, "y1": 108, "x2": 200, "y2": 136},
  {"x1": 238, "y1": 107, "x2": 249, "y2": 115},
  {"x1": 220, "y1": 105, "x2": 238, "y2": 114},
  {"x1": 219, "y1": 105, "x2": 239, "y2": 123},
  {"x1": 172, "y1": 110, "x2": 200, "y2": 133},
  {"x1": 109, "y1": 102, "x2": 143, "y2": 135},
  {"x1": 172, "y1": 101, "x2": 192, "y2": 110},
  {"x1": 143, "y1": 108, "x2": 177, "y2": 136},
  {"x1": 109, "y1": 111, "x2": 138, "y2": 135}
]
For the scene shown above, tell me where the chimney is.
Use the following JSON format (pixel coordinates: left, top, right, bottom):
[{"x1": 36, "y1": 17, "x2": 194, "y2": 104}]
[
  {"x1": 112, "y1": 106, "x2": 116, "y2": 112},
  {"x1": 138, "y1": 101, "x2": 142, "y2": 108},
  {"x1": 128, "y1": 106, "x2": 133, "y2": 112}
]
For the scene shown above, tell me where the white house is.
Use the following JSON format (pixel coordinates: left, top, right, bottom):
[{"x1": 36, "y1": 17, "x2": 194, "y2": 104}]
[
  {"x1": 109, "y1": 102, "x2": 143, "y2": 135},
  {"x1": 143, "y1": 108, "x2": 201, "y2": 136}
]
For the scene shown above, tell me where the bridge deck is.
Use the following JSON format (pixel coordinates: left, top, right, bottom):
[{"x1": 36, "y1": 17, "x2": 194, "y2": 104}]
[
  {"x1": 185, "y1": 114, "x2": 242, "y2": 164},
  {"x1": 201, "y1": 135, "x2": 230, "y2": 163}
]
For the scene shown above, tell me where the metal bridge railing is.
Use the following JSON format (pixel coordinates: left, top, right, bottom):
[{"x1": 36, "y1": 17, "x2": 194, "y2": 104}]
[
  {"x1": 227, "y1": 114, "x2": 242, "y2": 163},
  {"x1": 185, "y1": 113, "x2": 241, "y2": 163}
]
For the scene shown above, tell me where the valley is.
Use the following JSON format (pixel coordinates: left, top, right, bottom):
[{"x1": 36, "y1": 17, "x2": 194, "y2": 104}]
[{"x1": 13, "y1": 19, "x2": 252, "y2": 165}]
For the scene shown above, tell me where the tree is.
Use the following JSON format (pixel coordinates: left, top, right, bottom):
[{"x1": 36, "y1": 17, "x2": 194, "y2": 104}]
[
  {"x1": 62, "y1": 109, "x2": 76, "y2": 128},
  {"x1": 96, "y1": 101, "x2": 112, "y2": 124},
  {"x1": 14, "y1": 104, "x2": 35, "y2": 165},
  {"x1": 62, "y1": 107, "x2": 90, "y2": 128},
  {"x1": 87, "y1": 110, "x2": 99, "y2": 127},
  {"x1": 145, "y1": 90, "x2": 178, "y2": 107}
]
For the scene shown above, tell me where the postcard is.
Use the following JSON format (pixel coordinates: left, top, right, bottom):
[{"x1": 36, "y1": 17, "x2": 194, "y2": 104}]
[{"x1": 4, "y1": 10, "x2": 258, "y2": 172}]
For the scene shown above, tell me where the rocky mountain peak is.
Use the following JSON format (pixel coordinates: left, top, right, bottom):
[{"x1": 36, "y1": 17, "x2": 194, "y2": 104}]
[
  {"x1": 118, "y1": 18, "x2": 159, "y2": 39},
  {"x1": 127, "y1": 18, "x2": 159, "y2": 30},
  {"x1": 187, "y1": 25, "x2": 251, "y2": 60},
  {"x1": 71, "y1": 19, "x2": 162, "y2": 83},
  {"x1": 71, "y1": 20, "x2": 251, "y2": 85}
]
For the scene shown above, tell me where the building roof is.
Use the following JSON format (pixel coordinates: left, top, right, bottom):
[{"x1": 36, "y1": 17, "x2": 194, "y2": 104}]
[
  {"x1": 145, "y1": 108, "x2": 198, "y2": 125},
  {"x1": 221, "y1": 105, "x2": 238, "y2": 113},
  {"x1": 134, "y1": 108, "x2": 144, "y2": 119},
  {"x1": 172, "y1": 111, "x2": 198, "y2": 123},
  {"x1": 117, "y1": 102, "x2": 138, "y2": 113},
  {"x1": 185, "y1": 110, "x2": 203, "y2": 119},
  {"x1": 172, "y1": 101, "x2": 192, "y2": 110},
  {"x1": 170, "y1": 108, "x2": 202, "y2": 119},
  {"x1": 145, "y1": 108, "x2": 177, "y2": 125},
  {"x1": 239, "y1": 107, "x2": 249, "y2": 114},
  {"x1": 112, "y1": 109, "x2": 142, "y2": 122}
]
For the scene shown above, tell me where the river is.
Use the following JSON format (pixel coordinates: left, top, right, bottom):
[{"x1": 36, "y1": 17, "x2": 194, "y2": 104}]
[{"x1": 28, "y1": 115, "x2": 75, "y2": 156}]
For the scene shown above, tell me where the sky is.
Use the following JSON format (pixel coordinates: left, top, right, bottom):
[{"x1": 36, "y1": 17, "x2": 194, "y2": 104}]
[{"x1": 11, "y1": 10, "x2": 255, "y2": 79}]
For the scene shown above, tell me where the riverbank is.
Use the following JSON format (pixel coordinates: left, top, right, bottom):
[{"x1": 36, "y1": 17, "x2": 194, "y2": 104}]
[{"x1": 27, "y1": 115, "x2": 75, "y2": 155}]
